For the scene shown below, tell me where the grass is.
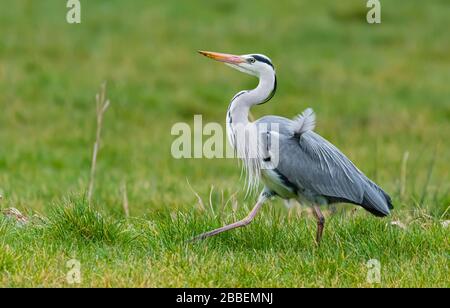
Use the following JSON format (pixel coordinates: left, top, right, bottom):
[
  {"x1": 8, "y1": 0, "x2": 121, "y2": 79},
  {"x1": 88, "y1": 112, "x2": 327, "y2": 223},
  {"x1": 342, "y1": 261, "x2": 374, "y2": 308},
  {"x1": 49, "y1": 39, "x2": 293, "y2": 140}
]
[
  {"x1": 0, "y1": 0, "x2": 449, "y2": 287},
  {"x1": 0, "y1": 199, "x2": 448, "y2": 287}
]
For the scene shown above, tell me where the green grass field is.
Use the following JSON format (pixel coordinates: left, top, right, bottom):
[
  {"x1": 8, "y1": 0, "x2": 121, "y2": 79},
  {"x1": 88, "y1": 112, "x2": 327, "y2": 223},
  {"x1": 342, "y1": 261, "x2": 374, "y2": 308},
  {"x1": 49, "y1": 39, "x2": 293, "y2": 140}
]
[{"x1": 0, "y1": 0, "x2": 449, "y2": 287}]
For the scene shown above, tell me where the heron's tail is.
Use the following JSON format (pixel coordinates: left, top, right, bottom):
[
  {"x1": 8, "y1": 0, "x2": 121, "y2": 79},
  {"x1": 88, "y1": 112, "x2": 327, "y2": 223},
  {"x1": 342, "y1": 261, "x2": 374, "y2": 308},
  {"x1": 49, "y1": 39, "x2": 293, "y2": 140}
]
[{"x1": 360, "y1": 180, "x2": 393, "y2": 217}]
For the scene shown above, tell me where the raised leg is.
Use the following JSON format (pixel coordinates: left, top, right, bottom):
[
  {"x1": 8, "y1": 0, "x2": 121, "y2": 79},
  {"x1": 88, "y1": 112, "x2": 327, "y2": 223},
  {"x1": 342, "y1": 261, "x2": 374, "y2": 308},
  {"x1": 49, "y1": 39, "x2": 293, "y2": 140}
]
[
  {"x1": 190, "y1": 191, "x2": 270, "y2": 242},
  {"x1": 312, "y1": 205, "x2": 325, "y2": 245}
]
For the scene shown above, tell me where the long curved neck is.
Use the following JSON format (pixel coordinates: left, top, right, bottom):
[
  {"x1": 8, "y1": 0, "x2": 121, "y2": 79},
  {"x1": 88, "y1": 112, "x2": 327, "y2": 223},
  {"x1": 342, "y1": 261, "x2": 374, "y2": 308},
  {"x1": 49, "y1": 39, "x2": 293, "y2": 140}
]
[{"x1": 226, "y1": 70, "x2": 276, "y2": 126}]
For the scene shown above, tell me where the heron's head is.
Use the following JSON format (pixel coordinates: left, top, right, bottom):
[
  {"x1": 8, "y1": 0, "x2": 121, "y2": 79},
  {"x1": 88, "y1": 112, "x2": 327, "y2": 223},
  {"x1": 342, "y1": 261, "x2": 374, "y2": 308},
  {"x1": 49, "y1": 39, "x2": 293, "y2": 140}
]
[{"x1": 198, "y1": 51, "x2": 275, "y2": 77}]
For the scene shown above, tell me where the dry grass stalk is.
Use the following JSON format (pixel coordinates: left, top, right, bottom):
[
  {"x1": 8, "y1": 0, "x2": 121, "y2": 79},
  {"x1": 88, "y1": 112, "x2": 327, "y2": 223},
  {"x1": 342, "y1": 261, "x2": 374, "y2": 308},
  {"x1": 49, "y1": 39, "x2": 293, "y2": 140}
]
[
  {"x1": 121, "y1": 181, "x2": 130, "y2": 218},
  {"x1": 209, "y1": 185, "x2": 215, "y2": 216},
  {"x1": 400, "y1": 151, "x2": 409, "y2": 200},
  {"x1": 390, "y1": 220, "x2": 407, "y2": 230},
  {"x1": 88, "y1": 82, "x2": 110, "y2": 206},
  {"x1": 186, "y1": 178, "x2": 206, "y2": 211}
]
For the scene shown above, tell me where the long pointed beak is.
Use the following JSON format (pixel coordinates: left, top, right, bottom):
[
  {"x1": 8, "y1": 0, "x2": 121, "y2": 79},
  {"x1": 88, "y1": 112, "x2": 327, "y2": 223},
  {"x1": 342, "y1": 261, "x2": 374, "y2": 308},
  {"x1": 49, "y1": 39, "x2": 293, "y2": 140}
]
[{"x1": 198, "y1": 50, "x2": 246, "y2": 64}]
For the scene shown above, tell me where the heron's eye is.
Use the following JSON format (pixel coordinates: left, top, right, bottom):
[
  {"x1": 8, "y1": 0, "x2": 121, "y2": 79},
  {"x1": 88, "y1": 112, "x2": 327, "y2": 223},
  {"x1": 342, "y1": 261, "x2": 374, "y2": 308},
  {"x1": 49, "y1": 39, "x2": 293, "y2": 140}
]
[{"x1": 248, "y1": 58, "x2": 256, "y2": 64}]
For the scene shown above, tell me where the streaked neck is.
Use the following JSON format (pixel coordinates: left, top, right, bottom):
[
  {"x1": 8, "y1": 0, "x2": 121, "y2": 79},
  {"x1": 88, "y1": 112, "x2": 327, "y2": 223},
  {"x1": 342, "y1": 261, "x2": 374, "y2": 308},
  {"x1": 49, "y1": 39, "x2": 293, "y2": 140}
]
[{"x1": 226, "y1": 70, "x2": 276, "y2": 126}]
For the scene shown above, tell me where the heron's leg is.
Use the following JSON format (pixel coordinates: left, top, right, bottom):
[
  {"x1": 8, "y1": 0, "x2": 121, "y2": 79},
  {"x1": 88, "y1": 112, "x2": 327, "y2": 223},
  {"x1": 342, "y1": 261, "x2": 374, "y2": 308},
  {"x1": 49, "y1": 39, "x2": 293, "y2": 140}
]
[
  {"x1": 312, "y1": 205, "x2": 325, "y2": 245},
  {"x1": 190, "y1": 191, "x2": 271, "y2": 242}
]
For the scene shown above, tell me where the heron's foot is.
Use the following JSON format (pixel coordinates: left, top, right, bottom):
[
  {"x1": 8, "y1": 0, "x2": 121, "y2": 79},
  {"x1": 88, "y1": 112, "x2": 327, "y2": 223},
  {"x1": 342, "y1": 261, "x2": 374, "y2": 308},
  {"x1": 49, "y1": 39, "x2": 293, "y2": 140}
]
[
  {"x1": 188, "y1": 191, "x2": 269, "y2": 243},
  {"x1": 313, "y1": 205, "x2": 325, "y2": 246},
  {"x1": 188, "y1": 223, "x2": 245, "y2": 243},
  {"x1": 315, "y1": 218, "x2": 325, "y2": 245},
  {"x1": 189, "y1": 216, "x2": 255, "y2": 243}
]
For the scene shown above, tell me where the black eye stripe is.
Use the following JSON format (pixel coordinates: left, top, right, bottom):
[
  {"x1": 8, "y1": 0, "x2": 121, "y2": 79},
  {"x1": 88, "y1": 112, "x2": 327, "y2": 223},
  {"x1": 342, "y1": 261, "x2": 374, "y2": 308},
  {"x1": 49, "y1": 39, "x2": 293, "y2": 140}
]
[{"x1": 251, "y1": 55, "x2": 274, "y2": 68}]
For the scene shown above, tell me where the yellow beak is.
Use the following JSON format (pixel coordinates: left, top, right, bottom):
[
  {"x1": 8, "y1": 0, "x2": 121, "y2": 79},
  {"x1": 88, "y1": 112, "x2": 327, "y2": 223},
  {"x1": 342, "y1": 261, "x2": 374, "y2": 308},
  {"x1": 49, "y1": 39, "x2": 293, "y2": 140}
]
[{"x1": 198, "y1": 50, "x2": 246, "y2": 64}]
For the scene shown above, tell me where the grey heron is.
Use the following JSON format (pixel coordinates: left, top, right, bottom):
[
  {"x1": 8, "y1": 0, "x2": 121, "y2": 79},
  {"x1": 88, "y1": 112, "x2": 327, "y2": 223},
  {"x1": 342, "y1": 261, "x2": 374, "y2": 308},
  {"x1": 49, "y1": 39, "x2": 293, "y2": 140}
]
[{"x1": 193, "y1": 51, "x2": 393, "y2": 244}]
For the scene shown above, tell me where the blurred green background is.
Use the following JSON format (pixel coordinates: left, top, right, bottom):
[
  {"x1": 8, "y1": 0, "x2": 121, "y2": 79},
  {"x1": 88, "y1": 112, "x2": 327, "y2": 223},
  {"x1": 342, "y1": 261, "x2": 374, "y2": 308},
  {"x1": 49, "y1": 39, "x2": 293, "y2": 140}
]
[
  {"x1": 1, "y1": 0, "x2": 448, "y2": 214},
  {"x1": 0, "y1": 0, "x2": 449, "y2": 288}
]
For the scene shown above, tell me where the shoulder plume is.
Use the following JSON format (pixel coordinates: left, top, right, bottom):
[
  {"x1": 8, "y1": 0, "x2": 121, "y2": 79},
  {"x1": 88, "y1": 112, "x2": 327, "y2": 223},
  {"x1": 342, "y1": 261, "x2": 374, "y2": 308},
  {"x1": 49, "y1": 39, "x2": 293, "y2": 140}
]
[{"x1": 291, "y1": 108, "x2": 316, "y2": 138}]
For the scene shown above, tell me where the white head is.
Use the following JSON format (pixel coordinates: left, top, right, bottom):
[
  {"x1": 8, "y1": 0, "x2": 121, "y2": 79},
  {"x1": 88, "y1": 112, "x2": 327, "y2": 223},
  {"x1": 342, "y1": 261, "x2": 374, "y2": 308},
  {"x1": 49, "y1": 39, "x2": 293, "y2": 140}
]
[{"x1": 198, "y1": 51, "x2": 275, "y2": 78}]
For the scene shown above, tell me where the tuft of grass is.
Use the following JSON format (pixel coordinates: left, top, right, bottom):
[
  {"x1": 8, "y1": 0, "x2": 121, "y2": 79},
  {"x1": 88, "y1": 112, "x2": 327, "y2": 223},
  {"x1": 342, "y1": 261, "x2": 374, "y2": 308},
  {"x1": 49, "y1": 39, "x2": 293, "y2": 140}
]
[
  {"x1": 0, "y1": 244, "x2": 18, "y2": 272},
  {"x1": 0, "y1": 216, "x2": 13, "y2": 238},
  {"x1": 48, "y1": 196, "x2": 124, "y2": 244}
]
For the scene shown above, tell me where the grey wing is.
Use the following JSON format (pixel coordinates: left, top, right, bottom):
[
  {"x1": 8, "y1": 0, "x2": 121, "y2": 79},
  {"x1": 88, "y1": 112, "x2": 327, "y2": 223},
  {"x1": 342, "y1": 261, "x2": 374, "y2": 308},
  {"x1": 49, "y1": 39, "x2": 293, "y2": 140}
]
[
  {"x1": 272, "y1": 131, "x2": 392, "y2": 216},
  {"x1": 255, "y1": 112, "x2": 392, "y2": 216}
]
